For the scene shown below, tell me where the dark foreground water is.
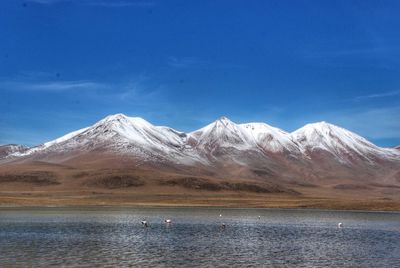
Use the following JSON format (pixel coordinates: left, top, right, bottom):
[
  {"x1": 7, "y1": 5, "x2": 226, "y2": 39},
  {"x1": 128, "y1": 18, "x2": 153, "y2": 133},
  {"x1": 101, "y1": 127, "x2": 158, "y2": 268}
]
[{"x1": 0, "y1": 208, "x2": 399, "y2": 267}]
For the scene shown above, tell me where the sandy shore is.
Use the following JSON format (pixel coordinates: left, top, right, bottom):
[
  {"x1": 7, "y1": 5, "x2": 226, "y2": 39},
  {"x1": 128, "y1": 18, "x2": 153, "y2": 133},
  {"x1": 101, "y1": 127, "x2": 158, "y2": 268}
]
[{"x1": 1, "y1": 191, "x2": 399, "y2": 211}]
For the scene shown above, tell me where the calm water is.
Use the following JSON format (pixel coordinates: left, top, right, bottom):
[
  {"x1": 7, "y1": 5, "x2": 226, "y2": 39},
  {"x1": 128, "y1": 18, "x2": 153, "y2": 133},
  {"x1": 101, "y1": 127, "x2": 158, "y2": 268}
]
[{"x1": 0, "y1": 208, "x2": 399, "y2": 267}]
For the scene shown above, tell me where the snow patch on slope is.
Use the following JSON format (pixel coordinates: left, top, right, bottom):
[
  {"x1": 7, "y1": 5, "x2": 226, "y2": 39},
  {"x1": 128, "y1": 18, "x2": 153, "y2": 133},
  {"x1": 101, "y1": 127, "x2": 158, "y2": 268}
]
[
  {"x1": 241, "y1": 122, "x2": 300, "y2": 153},
  {"x1": 12, "y1": 127, "x2": 89, "y2": 157}
]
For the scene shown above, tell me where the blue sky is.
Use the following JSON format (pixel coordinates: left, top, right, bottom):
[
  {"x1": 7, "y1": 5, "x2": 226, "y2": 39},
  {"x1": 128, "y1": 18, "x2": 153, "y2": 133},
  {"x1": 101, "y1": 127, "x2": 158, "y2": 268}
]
[{"x1": 1, "y1": 0, "x2": 399, "y2": 147}]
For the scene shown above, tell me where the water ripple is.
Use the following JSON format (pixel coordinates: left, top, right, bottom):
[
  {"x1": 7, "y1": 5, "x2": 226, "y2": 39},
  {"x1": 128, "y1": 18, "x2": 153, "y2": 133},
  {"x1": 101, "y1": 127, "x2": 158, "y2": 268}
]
[{"x1": 0, "y1": 208, "x2": 399, "y2": 267}]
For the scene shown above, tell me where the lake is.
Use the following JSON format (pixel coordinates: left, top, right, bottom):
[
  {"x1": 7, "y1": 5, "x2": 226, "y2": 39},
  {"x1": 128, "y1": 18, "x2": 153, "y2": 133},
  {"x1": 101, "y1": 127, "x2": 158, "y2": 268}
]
[{"x1": 0, "y1": 207, "x2": 399, "y2": 267}]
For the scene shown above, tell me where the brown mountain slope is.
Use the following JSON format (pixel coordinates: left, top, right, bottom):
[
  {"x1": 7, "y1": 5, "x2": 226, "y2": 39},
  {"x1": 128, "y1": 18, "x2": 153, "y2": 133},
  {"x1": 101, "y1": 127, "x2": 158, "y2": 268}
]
[
  {"x1": 1, "y1": 115, "x2": 399, "y2": 209},
  {"x1": 0, "y1": 152, "x2": 399, "y2": 210}
]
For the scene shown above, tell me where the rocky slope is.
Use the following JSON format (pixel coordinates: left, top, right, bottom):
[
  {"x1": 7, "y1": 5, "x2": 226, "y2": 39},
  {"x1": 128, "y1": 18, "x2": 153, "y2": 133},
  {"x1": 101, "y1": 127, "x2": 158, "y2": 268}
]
[{"x1": 0, "y1": 144, "x2": 28, "y2": 159}]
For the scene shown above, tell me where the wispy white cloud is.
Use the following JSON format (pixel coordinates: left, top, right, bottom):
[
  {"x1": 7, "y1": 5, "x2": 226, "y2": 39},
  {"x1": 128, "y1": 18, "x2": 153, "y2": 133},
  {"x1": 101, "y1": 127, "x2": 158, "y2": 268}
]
[
  {"x1": 335, "y1": 107, "x2": 400, "y2": 140},
  {"x1": 354, "y1": 90, "x2": 400, "y2": 100},
  {"x1": 0, "y1": 72, "x2": 162, "y2": 103},
  {"x1": 0, "y1": 80, "x2": 106, "y2": 92},
  {"x1": 0, "y1": 74, "x2": 168, "y2": 145},
  {"x1": 91, "y1": 78, "x2": 164, "y2": 106},
  {"x1": 167, "y1": 57, "x2": 204, "y2": 69}
]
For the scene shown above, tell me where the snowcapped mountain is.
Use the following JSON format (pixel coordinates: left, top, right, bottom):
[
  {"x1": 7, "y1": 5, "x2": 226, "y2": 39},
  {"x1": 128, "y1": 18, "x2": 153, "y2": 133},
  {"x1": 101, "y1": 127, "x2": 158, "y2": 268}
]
[
  {"x1": 188, "y1": 117, "x2": 256, "y2": 151},
  {"x1": 11, "y1": 114, "x2": 202, "y2": 164},
  {"x1": 292, "y1": 121, "x2": 399, "y2": 165},
  {"x1": 4, "y1": 113, "x2": 399, "y2": 183},
  {"x1": 188, "y1": 117, "x2": 303, "y2": 157},
  {"x1": 1, "y1": 113, "x2": 399, "y2": 205}
]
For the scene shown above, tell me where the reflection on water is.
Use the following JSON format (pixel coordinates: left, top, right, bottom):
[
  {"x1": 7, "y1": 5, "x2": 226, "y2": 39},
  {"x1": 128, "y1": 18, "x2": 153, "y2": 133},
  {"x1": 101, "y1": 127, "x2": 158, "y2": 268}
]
[{"x1": 0, "y1": 208, "x2": 399, "y2": 267}]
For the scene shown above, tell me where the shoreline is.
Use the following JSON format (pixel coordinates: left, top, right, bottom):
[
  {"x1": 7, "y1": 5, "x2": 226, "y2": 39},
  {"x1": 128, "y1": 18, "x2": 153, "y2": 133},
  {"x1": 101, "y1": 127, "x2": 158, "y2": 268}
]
[
  {"x1": 1, "y1": 203, "x2": 399, "y2": 213},
  {"x1": 1, "y1": 189, "x2": 399, "y2": 212}
]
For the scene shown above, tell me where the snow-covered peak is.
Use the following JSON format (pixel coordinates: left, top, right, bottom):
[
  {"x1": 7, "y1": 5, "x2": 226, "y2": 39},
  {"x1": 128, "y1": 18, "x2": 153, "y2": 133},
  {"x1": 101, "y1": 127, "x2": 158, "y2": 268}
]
[
  {"x1": 292, "y1": 121, "x2": 375, "y2": 148},
  {"x1": 291, "y1": 121, "x2": 399, "y2": 162},
  {"x1": 295, "y1": 121, "x2": 345, "y2": 134},
  {"x1": 188, "y1": 117, "x2": 302, "y2": 153},
  {"x1": 189, "y1": 117, "x2": 255, "y2": 150},
  {"x1": 85, "y1": 114, "x2": 187, "y2": 152},
  {"x1": 101, "y1": 113, "x2": 129, "y2": 121},
  {"x1": 97, "y1": 113, "x2": 151, "y2": 128},
  {"x1": 241, "y1": 122, "x2": 300, "y2": 153},
  {"x1": 208, "y1": 116, "x2": 237, "y2": 130},
  {"x1": 12, "y1": 114, "x2": 189, "y2": 159},
  {"x1": 216, "y1": 116, "x2": 231, "y2": 123}
]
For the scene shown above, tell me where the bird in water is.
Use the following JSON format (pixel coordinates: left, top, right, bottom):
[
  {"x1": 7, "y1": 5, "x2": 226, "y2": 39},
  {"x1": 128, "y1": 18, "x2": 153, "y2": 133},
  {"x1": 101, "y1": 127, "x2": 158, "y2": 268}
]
[
  {"x1": 165, "y1": 219, "x2": 172, "y2": 224},
  {"x1": 141, "y1": 220, "x2": 149, "y2": 227},
  {"x1": 338, "y1": 222, "x2": 343, "y2": 228},
  {"x1": 221, "y1": 223, "x2": 226, "y2": 230}
]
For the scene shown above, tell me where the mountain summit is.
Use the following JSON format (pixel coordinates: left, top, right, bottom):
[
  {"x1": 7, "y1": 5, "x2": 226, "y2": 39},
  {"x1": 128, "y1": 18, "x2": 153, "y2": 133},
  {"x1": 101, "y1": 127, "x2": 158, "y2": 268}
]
[
  {"x1": 292, "y1": 121, "x2": 399, "y2": 164},
  {"x1": 2, "y1": 114, "x2": 399, "y2": 187}
]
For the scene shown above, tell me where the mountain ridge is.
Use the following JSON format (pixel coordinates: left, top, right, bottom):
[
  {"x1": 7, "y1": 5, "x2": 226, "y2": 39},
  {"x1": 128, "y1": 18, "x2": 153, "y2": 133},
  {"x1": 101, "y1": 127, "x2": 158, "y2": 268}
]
[
  {"x1": 0, "y1": 113, "x2": 399, "y2": 208},
  {"x1": 5, "y1": 113, "x2": 398, "y2": 161},
  {"x1": 2, "y1": 113, "x2": 398, "y2": 184}
]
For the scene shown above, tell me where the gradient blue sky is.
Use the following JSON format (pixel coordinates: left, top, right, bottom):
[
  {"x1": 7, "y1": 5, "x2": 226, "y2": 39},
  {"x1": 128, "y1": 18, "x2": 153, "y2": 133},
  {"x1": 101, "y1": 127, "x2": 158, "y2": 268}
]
[{"x1": 1, "y1": 0, "x2": 400, "y2": 147}]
